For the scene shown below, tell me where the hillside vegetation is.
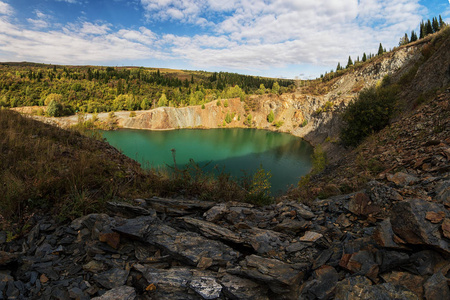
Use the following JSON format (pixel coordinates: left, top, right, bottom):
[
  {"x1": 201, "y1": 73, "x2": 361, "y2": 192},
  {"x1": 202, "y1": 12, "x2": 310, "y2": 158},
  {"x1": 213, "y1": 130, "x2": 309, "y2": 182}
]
[{"x1": 0, "y1": 62, "x2": 294, "y2": 116}]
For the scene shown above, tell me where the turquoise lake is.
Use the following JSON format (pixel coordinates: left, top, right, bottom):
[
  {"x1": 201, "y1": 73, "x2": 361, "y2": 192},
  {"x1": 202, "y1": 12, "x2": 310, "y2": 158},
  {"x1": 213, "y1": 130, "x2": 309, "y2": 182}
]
[{"x1": 101, "y1": 128, "x2": 313, "y2": 195}]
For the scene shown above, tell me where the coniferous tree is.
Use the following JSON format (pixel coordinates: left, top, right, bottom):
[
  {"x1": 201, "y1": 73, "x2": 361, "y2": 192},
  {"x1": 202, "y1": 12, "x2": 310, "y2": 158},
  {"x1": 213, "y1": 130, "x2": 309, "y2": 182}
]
[
  {"x1": 439, "y1": 15, "x2": 445, "y2": 28},
  {"x1": 362, "y1": 53, "x2": 367, "y2": 62},
  {"x1": 399, "y1": 33, "x2": 409, "y2": 46},
  {"x1": 426, "y1": 19, "x2": 433, "y2": 35},
  {"x1": 346, "y1": 56, "x2": 353, "y2": 68},
  {"x1": 432, "y1": 17, "x2": 439, "y2": 32},
  {"x1": 420, "y1": 21, "x2": 425, "y2": 39},
  {"x1": 410, "y1": 30, "x2": 418, "y2": 42},
  {"x1": 378, "y1": 43, "x2": 384, "y2": 55}
]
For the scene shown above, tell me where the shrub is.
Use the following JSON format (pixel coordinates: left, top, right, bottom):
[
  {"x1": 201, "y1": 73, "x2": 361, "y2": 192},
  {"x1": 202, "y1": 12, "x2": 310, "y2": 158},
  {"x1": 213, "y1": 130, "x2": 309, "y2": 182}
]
[
  {"x1": 311, "y1": 144, "x2": 328, "y2": 175},
  {"x1": 274, "y1": 121, "x2": 284, "y2": 128},
  {"x1": 245, "y1": 165, "x2": 273, "y2": 206},
  {"x1": 244, "y1": 114, "x2": 252, "y2": 126},
  {"x1": 46, "y1": 99, "x2": 62, "y2": 117},
  {"x1": 267, "y1": 110, "x2": 274, "y2": 123},
  {"x1": 340, "y1": 85, "x2": 398, "y2": 147},
  {"x1": 225, "y1": 113, "x2": 232, "y2": 124}
]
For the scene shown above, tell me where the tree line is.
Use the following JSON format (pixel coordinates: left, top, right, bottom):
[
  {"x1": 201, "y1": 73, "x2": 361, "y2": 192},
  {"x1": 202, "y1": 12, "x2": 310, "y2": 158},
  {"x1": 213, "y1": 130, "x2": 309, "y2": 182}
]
[
  {"x1": 0, "y1": 63, "x2": 295, "y2": 116},
  {"x1": 322, "y1": 15, "x2": 447, "y2": 81}
]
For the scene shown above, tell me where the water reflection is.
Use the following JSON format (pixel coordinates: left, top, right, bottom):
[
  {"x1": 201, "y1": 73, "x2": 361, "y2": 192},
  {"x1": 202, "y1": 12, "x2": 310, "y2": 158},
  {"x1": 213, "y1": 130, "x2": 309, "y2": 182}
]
[{"x1": 101, "y1": 128, "x2": 313, "y2": 193}]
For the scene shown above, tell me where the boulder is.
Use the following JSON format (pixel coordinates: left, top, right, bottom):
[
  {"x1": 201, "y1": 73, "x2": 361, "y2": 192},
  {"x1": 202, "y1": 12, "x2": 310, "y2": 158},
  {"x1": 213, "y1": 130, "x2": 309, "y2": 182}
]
[
  {"x1": 424, "y1": 272, "x2": 450, "y2": 300},
  {"x1": 390, "y1": 199, "x2": 450, "y2": 254},
  {"x1": 220, "y1": 274, "x2": 269, "y2": 300},
  {"x1": 91, "y1": 286, "x2": 136, "y2": 300},
  {"x1": 228, "y1": 254, "x2": 306, "y2": 295}
]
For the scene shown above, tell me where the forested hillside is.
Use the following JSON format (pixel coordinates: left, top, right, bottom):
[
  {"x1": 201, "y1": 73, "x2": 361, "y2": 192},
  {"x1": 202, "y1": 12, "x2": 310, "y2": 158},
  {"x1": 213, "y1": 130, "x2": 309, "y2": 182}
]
[{"x1": 0, "y1": 62, "x2": 294, "y2": 116}]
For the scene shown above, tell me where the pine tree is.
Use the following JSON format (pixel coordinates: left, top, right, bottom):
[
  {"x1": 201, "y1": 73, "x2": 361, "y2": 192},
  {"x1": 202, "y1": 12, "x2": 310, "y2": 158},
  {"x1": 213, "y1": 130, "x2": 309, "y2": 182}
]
[
  {"x1": 362, "y1": 53, "x2": 367, "y2": 62},
  {"x1": 426, "y1": 19, "x2": 433, "y2": 35},
  {"x1": 439, "y1": 15, "x2": 445, "y2": 28},
  {"x1": 410, "y1": 30, "x2": 417, "y2": 42},
  {"x1": 336, "y1": 62, "x2": 341, "y2": 71},
  {"x1": 432, "y1": 17, "x2": 439, "y2": 33},
  {"x1": 378, "y1": 43, "x2": 384, "y2": 56},
  {"x1": 346, "y1": 56, "x2": 353, "y2": 68},
  {"x1": 419, "y1": 21, "x2": 425, "y2": 39},
  {"x1": 399, "y1": 33, "x2": 409, "y2": 46}
]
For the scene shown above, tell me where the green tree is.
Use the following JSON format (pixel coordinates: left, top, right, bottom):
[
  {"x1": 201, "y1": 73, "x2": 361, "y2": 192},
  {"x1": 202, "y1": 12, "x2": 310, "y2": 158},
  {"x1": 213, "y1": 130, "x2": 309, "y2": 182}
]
[
  {"x1": 225, "y1": 113, "x2": 232, "y2": 124},
  {"x1": 44, "y1": 93, "x2": 62, "y2": 106},
  {"x1": 399, "y1": 33, "x2": 409, "y2": 46},
  {"x1": 140, "y1": 98, "x2": 150, "y2": 110},
  {"x1": 377, "y1": 43, "x2": 384, "y2": 55},
  {"x1": 439, "y1": 15, "x2": 445, "y2": 28},
  {"x1": 410, "y1": 30, "x2": 418, "y2": 42},
  {"x1": 420, "y1": 21, "x2": 425, "y2": 39},
  {"x1": 46, "y1": 100, "x2": 62, "y2": 117},
  {"x1": 258, "y1": 84, "x2": 266, "y2": 94},
  {"x1": 267, "y1": 110, "x2": 274, "y2": 123},
  {"x1": 340, "y1": 84, "x2": 398, "y2": 146},
  {"x1": 426, "y1": 19, "x2": 433, "y2": 35},
  {"x1": 158, "y1": 93, "x2": 168, "y2": 107},
  {"x1": 246, "y1": 165, "x2": 273, "y2": 206},
  {"x1": 432, "y1": 17, "x2": 439, "y2": 33},
  {"x1": 311, "y1": 145, "x2": 328, "y2": 175},
  {"x1": 336, "y1": 62, "x2": 342, "y2": 71},
  {"x1": 346, "y1": 56, "x2": 353, "y2": 68},
  {"x1": 272, "y1": 81, "x2": 280, "y2": 94},
  {"x1": 223, "y1": 99, "x2": 229, "y2": 107},
  {"x1": 362, "y1": 53, "x2": 367, "y2": 62}
]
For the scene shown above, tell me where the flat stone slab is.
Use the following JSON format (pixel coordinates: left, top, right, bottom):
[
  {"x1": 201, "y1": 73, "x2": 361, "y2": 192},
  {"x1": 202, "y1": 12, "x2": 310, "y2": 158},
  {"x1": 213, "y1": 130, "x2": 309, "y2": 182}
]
[
  {"x1": 228, "y1": 254, "x2": 306, "y2": 295},
  {"x1": 145, "y1": 224, "x2": 240, "y2": 267},
  {"x1": 144, "y1": 197, "x2": 216, "y2": 216},
  {"x1": 180, "y1": 217, "x2": 244, "y2": 244}
]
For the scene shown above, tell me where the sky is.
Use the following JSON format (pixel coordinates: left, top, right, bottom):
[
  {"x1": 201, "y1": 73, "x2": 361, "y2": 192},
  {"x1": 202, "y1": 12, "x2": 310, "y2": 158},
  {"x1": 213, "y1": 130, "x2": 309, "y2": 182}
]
[{"x1": 0, "y1": 0, "x2": 449, "y2": 79}]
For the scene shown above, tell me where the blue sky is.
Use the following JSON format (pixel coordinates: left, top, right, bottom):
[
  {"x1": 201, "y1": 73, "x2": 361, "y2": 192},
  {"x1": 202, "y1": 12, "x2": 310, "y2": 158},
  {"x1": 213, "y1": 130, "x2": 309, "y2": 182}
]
[{"x1": 0, "y1": 0, "x2": 449, "y2": 79}]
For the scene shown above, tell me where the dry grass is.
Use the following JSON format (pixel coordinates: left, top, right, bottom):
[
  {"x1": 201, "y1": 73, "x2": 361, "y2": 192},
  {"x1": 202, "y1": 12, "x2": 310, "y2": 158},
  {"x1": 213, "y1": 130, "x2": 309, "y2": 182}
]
[{"x1": 0, "y1": 109, "x2": 253, "y2": 223}]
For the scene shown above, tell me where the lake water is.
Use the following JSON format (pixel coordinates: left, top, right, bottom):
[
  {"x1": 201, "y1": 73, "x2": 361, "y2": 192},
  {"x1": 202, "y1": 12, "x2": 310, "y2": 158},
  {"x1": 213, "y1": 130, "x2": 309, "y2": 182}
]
[{"x1": 101, "y1": 128, "x2": 313, "y2": 195}]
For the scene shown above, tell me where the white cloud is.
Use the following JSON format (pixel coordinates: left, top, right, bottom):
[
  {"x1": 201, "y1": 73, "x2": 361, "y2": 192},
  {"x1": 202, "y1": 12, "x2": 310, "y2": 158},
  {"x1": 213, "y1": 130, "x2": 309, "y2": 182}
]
[
  {"x1": 27, "y1": 10, "x2": 52, "y2": 29},
  {"x1": 0, "y1": 19, "x2": 167, "y2": 65},
  {"x1": 0, "y1": 1, "x2": 13, "y2": 16},
  {"x1": 0, "y1": 0, "x2": 430, "y2": 78},
  {"x1": 79, "y1": 22, "x2": 111, "y2": 35},
  {"x1": 55, "y1": 0, "x2": 80, "y2": 4}
]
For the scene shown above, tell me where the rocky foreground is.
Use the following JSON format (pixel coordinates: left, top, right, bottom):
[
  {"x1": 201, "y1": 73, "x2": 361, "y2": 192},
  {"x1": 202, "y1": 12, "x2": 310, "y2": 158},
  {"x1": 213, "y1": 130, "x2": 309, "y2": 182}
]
[{"x1": 1, "y1": 91, "x2": 449, "y2": 299}]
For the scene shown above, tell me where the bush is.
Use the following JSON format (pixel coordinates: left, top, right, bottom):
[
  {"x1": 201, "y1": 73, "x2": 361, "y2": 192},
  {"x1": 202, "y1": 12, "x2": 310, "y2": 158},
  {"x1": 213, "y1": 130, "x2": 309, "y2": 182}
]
[
  {"x1": 340, "y1": 85, "x2": 398, "y2": 147},
  {"x1": 245, "y1": 165, "x2": 273, "y2": 206},
  {"x1": 267, "y1": 110, "x2": 274, "y2": 123},
  {"x1": 225, "y1": 113, "x2": 232, "y2": 124},
  {"x1": 46, "y1": 99, "x2": 62, "y2": 117},
  {"x1": 311, "y1": 145, "x2": 328, "y2": 175},
  {"x1": 274, "y1": 121, "x2": 284, "y2": 128}
]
